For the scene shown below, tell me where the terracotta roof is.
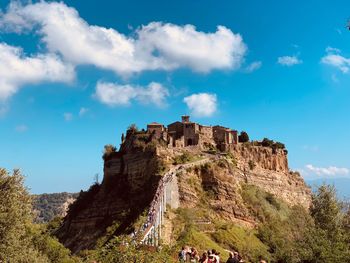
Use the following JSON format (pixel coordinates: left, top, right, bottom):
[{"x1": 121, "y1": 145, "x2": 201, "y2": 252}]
[{"x1": 147, "y1": 122, "x2": 163, "y2": 126}]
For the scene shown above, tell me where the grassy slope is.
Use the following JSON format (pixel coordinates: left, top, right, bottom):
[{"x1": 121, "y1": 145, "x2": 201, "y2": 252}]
[{"x1": 168, "y1": 183, "x2": 292, "y2": 262}]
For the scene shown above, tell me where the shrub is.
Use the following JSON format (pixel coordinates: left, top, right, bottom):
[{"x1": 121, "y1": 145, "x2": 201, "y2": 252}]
[
  {"x1": 261, "y1": 138, "x2": 274, "y2": 147},
  {"x1": 173, "y1": 152, "x2": 193, "y2": 165},
  {"x1": 261, "y1": 138, "x2": 285, "y2": 151},
  {"x1": 127, "y1": 123, "x2": 139, "y2": 132},
  {"x1": 248, "y1": 160, "x2": 256, "y2": 170},
  {"x1": 239, "y1": 131, "x2": 250, "y2": 143},
  {"x1": 103, "y1": 144, "x2": 116, "y2": 159}
]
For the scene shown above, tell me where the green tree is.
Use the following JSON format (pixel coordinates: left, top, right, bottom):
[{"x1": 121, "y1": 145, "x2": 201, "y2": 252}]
[
  {"x1": 261, "y1": 138, "x2": 274, "y2": 147},
  {"x1": 238, "y1": 131, "x2": 249, "y2": 143},
  {"x1": 82, "y1": 236, "x2": 176, "y2": 263},
  {"x1": 128, "y1": 123, "x2": 139, "y2": 132},
  {"x1": 308, "y1": 184, "x2": 350, "y2": 262},
  {"x1": 0, "y1": 168, "x2": 79, "y2": 263},
  {"x1": 311, "y1": 185, "x2": 342, "y2": 236},
  {"x1": 0, "y1": 168, "x2": 48, "y2": 262}
]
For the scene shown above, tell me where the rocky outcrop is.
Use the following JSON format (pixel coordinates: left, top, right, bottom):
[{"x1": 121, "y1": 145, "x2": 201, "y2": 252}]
[
  {"x1": 177, "y1": 144, "x2": 310, "y2": 224},
  {"x1": 56, "y1": 147, "x2": 162, "y2": 253},
  {"x1": 56, "y1": 132, "x2": 311, "y2": 253}
]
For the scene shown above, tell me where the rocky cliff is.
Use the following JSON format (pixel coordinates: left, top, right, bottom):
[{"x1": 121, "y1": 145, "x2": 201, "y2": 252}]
[
  {"x1": 56, "y1": 134, "x2": 164, "y2": 252},
  {"x1": 56, "y1": 131, "x2": 311, "y2": 253},
  {"x1": 177, "y1": 144, "x2": 310, "y2": 225}
]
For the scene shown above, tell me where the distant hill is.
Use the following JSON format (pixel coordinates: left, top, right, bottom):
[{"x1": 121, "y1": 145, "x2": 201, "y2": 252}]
[
  {"x1": 32, "y1": 192, "x2": 78, "y2": 222},
  {"x1": 306, "y1": 178, "x2": 350, "y2": 200}
]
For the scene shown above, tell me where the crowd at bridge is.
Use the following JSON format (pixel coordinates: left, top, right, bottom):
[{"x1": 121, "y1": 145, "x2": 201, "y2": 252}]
[
  {"x1": 178, "y1": 246, "x2": 267, "y2": 263},
  {"x1": 136, "y1": 166, "x2": 179, "y2": 240}
]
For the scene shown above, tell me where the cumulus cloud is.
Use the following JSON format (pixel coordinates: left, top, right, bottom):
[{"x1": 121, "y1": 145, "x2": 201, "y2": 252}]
[
  {"x1": 0, "y1": 1, "x2": 247, "y2": 75},
  {"x1": 304, "y1": 164, "x2": 349, "y2": 177},
  {"x1": 94, "y1": 82, "x2": 169, "y2": 107},
  {"x1": 321, "y1": 47, "x2": 350, "y2": 73},
  {"x1": 245, "y1": 61, "x2": 262, "y2": 72},
  {"x1": 277, "y1": 55, "x2": 302, "y2": 66},
  {"x1": 0, "y1": 43, "x2": 74, "y2": 101},
  {"x1": 137, "y1": 22, "x2": 246, "y2": 72},
  {"x1": 63, "y1": 112, "x2": 73, "y2": 121},
  {"x1": 183, "y1": 93, "x2": 217, "y2": 117}
]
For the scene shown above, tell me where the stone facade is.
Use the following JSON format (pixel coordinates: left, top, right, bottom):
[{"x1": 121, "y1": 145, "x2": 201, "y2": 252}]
[
  {"x1": 147, "y1": 122, "x2": 165, "y2": 140},
  {"x1": 146, "y1": 116, "x2": 238, "y2": 150}
]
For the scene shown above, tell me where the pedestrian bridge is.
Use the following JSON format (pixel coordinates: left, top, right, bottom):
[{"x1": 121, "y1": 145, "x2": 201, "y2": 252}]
[{"x1": 137, "y1": 158, "x2": 212, "y2": 246}]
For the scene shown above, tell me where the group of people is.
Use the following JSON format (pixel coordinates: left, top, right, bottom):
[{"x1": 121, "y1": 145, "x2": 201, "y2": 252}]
[
  {"x1": 178, "y1": 247, "x2": 241, "y2": 263},
  {"x1": 137, "y1": 166, "x2": 180, "y2": 238},
  {"x1": 178, "y1": 246, "x2": 267, "y2": 263}
]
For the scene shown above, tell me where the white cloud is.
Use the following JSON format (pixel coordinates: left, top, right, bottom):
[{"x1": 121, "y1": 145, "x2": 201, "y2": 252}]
[
  {"x1": 0, "y1": 1, "x2": 247, "y2": 74},
  {"x1": 94, "y1": 82, "x2": 169, "y2": 107},
  {"x1": 15, "y1": 124, "x2": 28, "y2": 132},
  {"x1": 325, "y1": 46, "x2": 341, "y2": 54},
  {"x1": 79, "y1": 107, "x2": 89, "y2": 117},
  {"x1": 304, "y1": 164, "x2": 349, "y2": 177},
  {"x1": 277, "y1": 55, "x2": 302, "y2": 66},
  {"x1": 136, "y1": 22, "x2": 246, "y2": 72},
  {"x1": 321, "y1": 47, "x2": 350, "y2": 73},
  {"x1": 183, "y1": 93, "x2": 217, "y2": 117},
  {"x1": 245, "y1": 61, "x2": 262, "y2": 72},
  {"x1": 0, "y1": 43, "x2": 74, "y2": 100},
  {"x1": 63, "y1": 112, "x2": 73, "y2": 121}
]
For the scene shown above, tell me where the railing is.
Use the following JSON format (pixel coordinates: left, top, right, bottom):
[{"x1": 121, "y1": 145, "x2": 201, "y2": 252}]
[{"x1": 136, "y1": 157, "x2": 212, "y2": 246}]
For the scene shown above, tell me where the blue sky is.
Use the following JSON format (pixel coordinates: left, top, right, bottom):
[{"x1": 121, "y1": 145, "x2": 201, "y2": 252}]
[{"x1": 0, "y1": 0, "x2": 350, "y2": 194}]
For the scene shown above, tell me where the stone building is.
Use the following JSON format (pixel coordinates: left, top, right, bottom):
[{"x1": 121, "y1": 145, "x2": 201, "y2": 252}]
[
  {"x1": 146, "y1": 116, "x2": 238, "y2": 151},
  {"x1": 213, "y1": 125, "x2": 238, "y2": 151},
  {"x1": 147, "y1": 122, "x2": 165, "y2": 139}
]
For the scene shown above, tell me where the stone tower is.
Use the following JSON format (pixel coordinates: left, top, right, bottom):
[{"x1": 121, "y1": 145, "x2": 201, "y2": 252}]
[{"x1": 181, "y1": 115, "x2": 190, "y2": 123}]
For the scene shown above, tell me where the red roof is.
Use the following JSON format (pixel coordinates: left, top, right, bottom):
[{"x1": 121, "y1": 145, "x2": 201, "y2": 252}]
[{"x1": 147, "y1": 122, "x2": 163, "y2": 126}]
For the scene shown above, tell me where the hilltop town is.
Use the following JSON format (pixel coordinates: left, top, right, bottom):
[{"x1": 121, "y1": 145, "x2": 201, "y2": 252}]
[
  {"x1": 56, "y1": 115, "x2": 310, "y2": 255},
  {"x1": 144, "y1": 116, "x2": 238, "y2": 151}
]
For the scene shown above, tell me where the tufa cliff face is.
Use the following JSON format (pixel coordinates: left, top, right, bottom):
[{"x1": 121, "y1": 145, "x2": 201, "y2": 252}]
[
  {"x1": 56, "y1": 133, "x2": 165, "y2": 252},
  {"x1": 56, "y1": 130, "x2": 311, "y2": 253},
  {"x1": 177, "y1": 144, "x2": 310, "y2": 225}
]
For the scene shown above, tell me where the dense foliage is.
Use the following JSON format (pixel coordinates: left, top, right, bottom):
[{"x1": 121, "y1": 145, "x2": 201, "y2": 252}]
[
  {"x1": 33, "y1": 192, "x2": 78, "y2": 222},
  {"x1": 258, "y1": 184, "x2": 350, "y2": 263},
  {"x1": 0, "y1": 168, "x2": 78, "y2": 262},
  {"x1": 3, "y1": 166, "x2": 350, "y2": 262},
  {"x1": 238, "y1": 131, "x2": 250, "y2": 143}
]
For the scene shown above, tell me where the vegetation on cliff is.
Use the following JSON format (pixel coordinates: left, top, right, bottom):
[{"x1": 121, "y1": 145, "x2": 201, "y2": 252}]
[
  {"x1": 0, "y1": 168, "x2": 79, "y2": 262},
  {"x1": 33, "y1": 192, "x2": 78, "y2": 222},
  {"x1": 3, "y1": 164, "x2": 350, "y2": 262}
]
